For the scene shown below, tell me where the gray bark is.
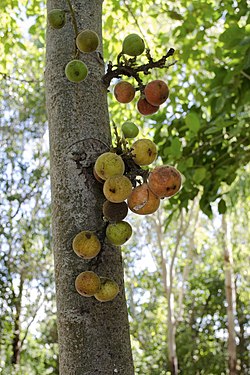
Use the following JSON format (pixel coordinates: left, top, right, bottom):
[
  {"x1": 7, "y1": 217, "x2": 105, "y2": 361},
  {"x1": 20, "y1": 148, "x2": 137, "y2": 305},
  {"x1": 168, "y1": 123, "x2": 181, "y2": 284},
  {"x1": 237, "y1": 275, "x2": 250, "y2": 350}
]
[{"x1": 45, "y1": 1, "x2": 134, "y2": 374}]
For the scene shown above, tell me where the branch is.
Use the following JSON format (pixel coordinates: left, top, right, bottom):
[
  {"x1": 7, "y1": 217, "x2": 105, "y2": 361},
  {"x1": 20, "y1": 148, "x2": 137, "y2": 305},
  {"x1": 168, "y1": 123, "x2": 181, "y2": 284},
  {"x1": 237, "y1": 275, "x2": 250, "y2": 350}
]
[
  {"x1": 240, "y1": 70, "x2": 250, "y2": 80},
  {"x1": 0, "y1": 72, "x2": 42, "y2": 84},
  {"x1": 102, "y1": 48, "x2": 176, "y2": 89},
  {"x1": 20, "y1": 293, "x2": 45, "y2": 349},
  {"x1": 122, "y1": 0, "x2": 149, "y2": 49}
]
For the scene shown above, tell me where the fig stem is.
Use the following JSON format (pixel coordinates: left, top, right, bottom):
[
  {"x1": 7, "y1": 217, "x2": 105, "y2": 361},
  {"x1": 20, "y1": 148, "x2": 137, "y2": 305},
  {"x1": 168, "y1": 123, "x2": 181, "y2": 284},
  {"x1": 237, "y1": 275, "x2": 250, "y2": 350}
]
[{"x1": 66, "y1": 0, "x2": 79, "y2": 58}]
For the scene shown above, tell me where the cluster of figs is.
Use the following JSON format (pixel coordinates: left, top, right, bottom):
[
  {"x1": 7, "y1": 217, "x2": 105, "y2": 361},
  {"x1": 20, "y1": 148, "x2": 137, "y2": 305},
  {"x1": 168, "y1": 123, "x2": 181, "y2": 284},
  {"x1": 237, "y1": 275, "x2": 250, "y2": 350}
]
[
  {"x1": 72, "y1": 132, "x2": 182, "y2": 302},
  {"x1": 115, "y1": 78, "x2": 170, "y2": 116},
  {"x1": 48, "y1": 10, "x2": 182, "y2": 301},
  {"x1": 113, "y1": 33, "x2": 170, "y2": 116}
]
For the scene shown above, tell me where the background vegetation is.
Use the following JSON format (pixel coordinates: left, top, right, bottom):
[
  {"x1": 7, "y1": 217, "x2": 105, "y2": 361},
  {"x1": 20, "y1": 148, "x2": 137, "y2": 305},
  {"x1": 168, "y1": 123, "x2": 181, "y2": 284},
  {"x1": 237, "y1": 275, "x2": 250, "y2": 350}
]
[{"x1": 0, "y1": 0, "x2": 249, "y2": 374}]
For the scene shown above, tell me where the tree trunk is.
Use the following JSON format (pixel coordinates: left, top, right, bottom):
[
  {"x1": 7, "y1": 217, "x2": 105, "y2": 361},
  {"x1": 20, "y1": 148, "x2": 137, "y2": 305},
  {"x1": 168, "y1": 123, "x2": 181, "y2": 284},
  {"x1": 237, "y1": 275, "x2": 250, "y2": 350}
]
[
  {"x1": 154, "y1": 211, "x2": 180, "y2": 375},
  {"x1": 222, "y1": 215, "x2": 237, "y2": 375},
  {"x1": 45, "y1": 1, "x2": 134, "y2": 374},
  {"x1": 167, "y1": 291, "x2": 178, "y2": 375},
  {"x1": 11, "y1": 273, "x2": 24, "y2": 365}
]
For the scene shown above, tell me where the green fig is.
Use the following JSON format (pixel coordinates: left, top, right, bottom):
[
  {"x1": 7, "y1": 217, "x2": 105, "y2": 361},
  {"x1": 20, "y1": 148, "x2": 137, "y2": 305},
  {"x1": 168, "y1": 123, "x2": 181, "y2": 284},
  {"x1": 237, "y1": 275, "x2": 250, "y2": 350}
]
[
  {"x1": 65, "y1": 60, "x2": 88, "y2": 83},
  {"x1": 122, "y1": 121, "x2": 139, "y2": 138},
  {"x1": 76, "y1": 29, "x2": 100, "y2": 53},
  {"x1": 122, "y1": 33, "x2": 145, "y2": 56},
  {"x1": 94, "y1": 277, "x2": 119, "y2": 302},
  {"x1": 106, "y1": 221, "x2": 132, "y2": 246},
  {"x1": 48, "y1": 9, "x2": 66, "y2": 29}
]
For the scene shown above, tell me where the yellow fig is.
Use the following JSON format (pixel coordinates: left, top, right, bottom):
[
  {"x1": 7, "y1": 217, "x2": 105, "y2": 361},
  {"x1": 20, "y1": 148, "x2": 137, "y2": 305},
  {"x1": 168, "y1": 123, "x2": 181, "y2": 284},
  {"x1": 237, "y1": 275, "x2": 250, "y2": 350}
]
[
  {"x1": 72, "y1": 231, "x2": 101, "y2": 259},
  {"x1": 75, "y1": 271, "x2": 101, "y2": 297}
]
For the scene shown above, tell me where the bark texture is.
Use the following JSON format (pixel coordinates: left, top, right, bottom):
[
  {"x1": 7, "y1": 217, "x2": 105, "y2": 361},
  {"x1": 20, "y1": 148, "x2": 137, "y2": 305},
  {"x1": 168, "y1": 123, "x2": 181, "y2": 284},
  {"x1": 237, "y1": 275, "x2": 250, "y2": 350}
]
[
  {"x1": 45, "y1": 1, "x2": 134, "y2": 374},
  {"x1": 222, "y1": 215, "x2": 237, "y2": 375}
]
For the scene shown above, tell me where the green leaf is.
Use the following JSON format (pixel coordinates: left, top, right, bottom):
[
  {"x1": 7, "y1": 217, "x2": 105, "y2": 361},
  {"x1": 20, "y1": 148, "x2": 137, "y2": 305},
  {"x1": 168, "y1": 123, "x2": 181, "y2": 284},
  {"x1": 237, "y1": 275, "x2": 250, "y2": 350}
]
[
  {"x1": 193, "y1": 167, "x2": 207, "y2": 184},
  {"x1": 200, "y1": 197, "x2": 213, "y2": 218},
  {"x1": 17, "y1": 41, "x2": 27, "y2": 51},
  {"x1": 167, "y1": 11, "x2": 183, "y2": 20},
  {"x1": 243, "y1": 47, "x2": 250, "y2": 69},
  {"x1": 219, "y1": 25, "x2": 245, "y2": 48},
  {"x1": 170, "y1": 137, "x2": 182, "y2": 158},
  {"x1": 218, "y1": 199, "x2": 227, "y2": 214},
  {"x1": 215, "y1": 96, "x2": 225, "y2": 113},
  {"x1": 29, "y1": 24, "x2": 37, "y2": 35},
  {"x1": 186, "y1": 157, "x2": 194, "y2": 167},
  {"x1": 185, "y1": 112, "x2": 200, "y2": 133}
]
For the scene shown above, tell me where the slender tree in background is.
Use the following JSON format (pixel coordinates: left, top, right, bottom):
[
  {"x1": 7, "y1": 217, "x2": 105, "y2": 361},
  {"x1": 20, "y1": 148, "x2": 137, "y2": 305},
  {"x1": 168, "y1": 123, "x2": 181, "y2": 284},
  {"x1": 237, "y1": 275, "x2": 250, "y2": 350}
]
[
  {"x1": 222, "y1": 215, "x2": 237, "y2": 375},
  {"x1": 45, "y1": 0, "x2": 134, "y2": 373}
]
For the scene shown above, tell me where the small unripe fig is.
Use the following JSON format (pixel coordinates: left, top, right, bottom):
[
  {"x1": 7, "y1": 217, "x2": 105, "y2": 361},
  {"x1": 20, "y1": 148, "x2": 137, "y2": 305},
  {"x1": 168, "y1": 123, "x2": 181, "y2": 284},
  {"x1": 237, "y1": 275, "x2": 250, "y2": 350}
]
[
  {"x1": 103, "y1": 175, "x2": 132, "y2": 203},
  {"x1": 131, "y1": 139, "x2": 157, "y2": 166},
  {"x1": 148, "y1": 165, "x2": 182, "y2": 198},
  {"x1": 103, "y1": 200, "x2": 128, "y2": 222},
  {"x1": 76, "y1": 29, "x2": 100, "y2": 53},
  {"x1": 72, "y1": 231, "x2": 101, "y2": 259},
  {"x1": 48, "y1": 9, "x2": 66, "y2": 29},
  {"x1": 106, "y1": 221, "x2": 132, "y2": 245},
  {"x1": 137, "y1": 97, "x2": 159, "y2": 116},
  {"x1": 144, "y1": 80, "x2": 169, "y2": 106},
  {"x1": 122, "y1": 121, "x2": 139, "y2": 138},
  {"x1": 75, "y1": 271, "x2": 101, "y2": 297},
  {"x1": 65, "y1": 60, "x2": 88, "y2": 83},
  {"x1": 114, "y1": 81, "x2": 135, "y2": 103},
  {"x1": 94, "y1": 277, "x2": 119, "y2": 302},
  {"x1": 127, "y1": 183, "x2": 160, "y2": 215},
  {"x1": 94, "y1": 152, "x2": 125, "y2": 180},
  {"x1": 122, "y1": 33, "x2": 145, "y2": 56}
]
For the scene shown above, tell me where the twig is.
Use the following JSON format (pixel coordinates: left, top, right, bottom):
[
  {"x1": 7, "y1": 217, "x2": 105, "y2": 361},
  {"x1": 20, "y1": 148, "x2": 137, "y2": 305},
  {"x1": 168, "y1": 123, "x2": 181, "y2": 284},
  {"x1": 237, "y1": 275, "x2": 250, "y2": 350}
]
[
  {"x1": 241, "y1": 70, "x2": 250, "y2": 80},
  {"x1": 0, "y1": 72, "x2": 42, "y2": 84},
  {"x1": 102, "y1": 48, "x2": 176, "y2": 89},
  {"x1": 66, "y1": 0, "x2": 79, "y2": 58}
]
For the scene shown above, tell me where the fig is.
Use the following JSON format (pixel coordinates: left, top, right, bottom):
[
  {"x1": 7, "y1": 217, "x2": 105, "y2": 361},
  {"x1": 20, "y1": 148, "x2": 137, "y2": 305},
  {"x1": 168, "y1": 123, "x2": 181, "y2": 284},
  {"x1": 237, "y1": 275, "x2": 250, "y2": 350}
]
[
  {"x1": 127, "y1": 183, "x2": 160, "y2": 215},
  {"x1": 76, "y1": 29, "x2": 100, "y2": 53},
  {"x1": 122, "y1": 121, "x2": 139, "y2": 138},
  {"x1": 114, "y1": 81, "x2": 135, "y2": 103},
  {"x1": 144, "y1": 80, "x2": 169, "y2": 106},
  {"x1": 106, "y1": 221, "x2": 132, "y2": 246},
  {"x1": 103, "y1": 175, "x2": 132, "y2": 203},
  {"x1": 137, "y1": 97, "x2": 159, "y2": 116},
  {"x1": 48, "y1": 9, "x2": 66, "y2": 29},
  {"x1": 148, "y1": 165, "x2": 182, "y2": 198},
  {"x1": 131, "y1": 139, "x2": 157, "y2": 166},
  {"x1": 72, "y1": 230, "x2": 101, "y2": 259},
  {"x1": 103, "y1": 200, "x2": 128, "y2": 222},
  {"x1": 122, "y1": 33, "x2": 145, "y2": 56},
  {"x1": 65, "y1": 60, "x2": 88, "y2": 83},
  {"x1": 75, "y1": 271, "x2": 101, "y2": 297},
  {"x1": 93, "y1": 167, "x2": 105, "y2": 183},
  {"x1": 94, "y1": 152, "x2": 125, "y2": 180},
  {"x1": 94, "y1": 277, "x2": 119, "y2": 302}
]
